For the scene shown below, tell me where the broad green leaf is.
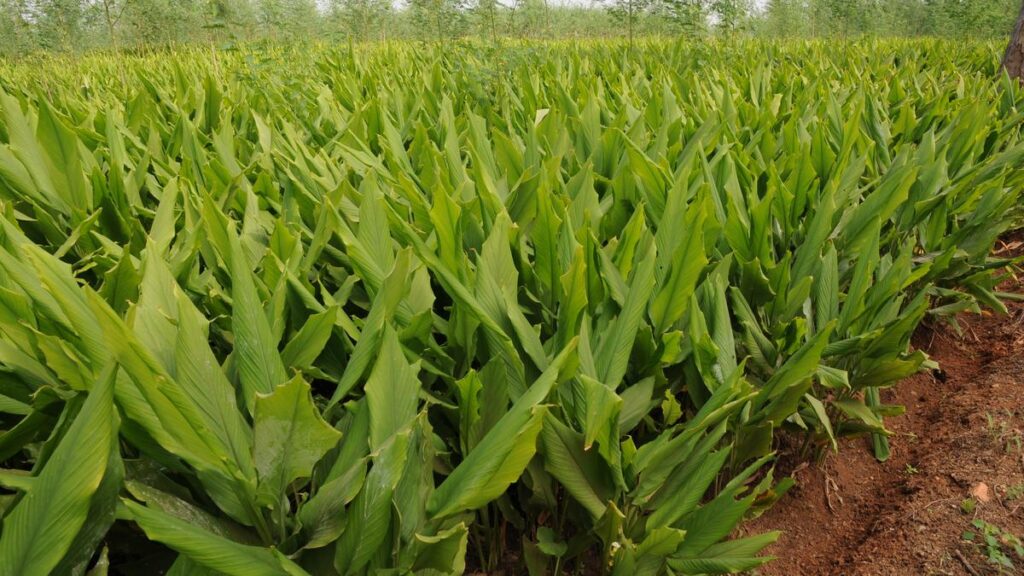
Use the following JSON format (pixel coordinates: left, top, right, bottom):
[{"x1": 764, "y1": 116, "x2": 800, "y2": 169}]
[
  {"x1": 428, "y1": 340, "x2": 577, "y2": 518},
  {"x1": 281, "y1": 306, "x2": 339, "y2": 371},
  {"x1": 649, "y1": 200, "x2": 708, "y2": 333},
  {"x1": 335, "y1": 431, "x2": 410, "y2": 575},
  {"x1": 365, "y1": 326, "x2": 420, "y2": 449},
  {"x1": 203, "y1": 196, "x2": 287, "y2": 410},
  {"x1": 539, "y1": 413, "x2": 614, "y2": 519},
  {"x1": 0, "y1": 365, "x2": 117, "y2": 576},
  {"x1": 595, "y1": 239, "x2": 657, "y2": 390},
  {"x1": 668, "y1": 532, "x2": 780, "y2": 574},
  {"x1": 124, "y1": 500, "x2": 308, "y2": 576},
  {"x1": 327, "y1": 249, "x2": 412, "y2": 410},
  {"x1": 254, "y1": 376, "x2": 342, "y2": 506},
  {"x1": 412, "y1": 523, "x2": 469, "y2": 574},
  {"x1": 298, "y1": 457, "x2": 367, "y2": 549}
]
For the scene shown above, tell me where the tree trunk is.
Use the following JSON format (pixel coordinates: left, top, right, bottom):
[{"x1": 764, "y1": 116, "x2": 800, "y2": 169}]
[
  {"x1": 1004, "y1": 0, "x2": 1024, "y2": 81},
  {"x1": 627, "y1": 0, "x2": 633, "y2": 50},
  {"x1": 102, "y1": 0, "x2": 118, "y2": 49}
]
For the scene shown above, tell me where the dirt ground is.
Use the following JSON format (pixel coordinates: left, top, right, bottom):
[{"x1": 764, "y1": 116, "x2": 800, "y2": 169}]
[{"x1": 746, "y1": 242, "x2": 1024, "y2": 576}]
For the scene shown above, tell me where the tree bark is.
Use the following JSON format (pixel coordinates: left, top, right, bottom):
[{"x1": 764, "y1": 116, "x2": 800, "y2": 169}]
[
  {"x1": 102, "y1": 0, "x2": 118, "y2": 49},
  {"x1": 1004, "y1": 0, "x2": 1024, "y2": 81}
]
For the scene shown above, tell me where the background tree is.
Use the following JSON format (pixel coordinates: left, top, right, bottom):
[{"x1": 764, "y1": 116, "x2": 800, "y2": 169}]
[
  {"x1": 0, "y1": 0, "x2": 36, "y2": 55},
  {"x1": 407, "y1": 0, "x2": 468, "y2": 41},
  {"x1": 31, "y1": 0, "x2": 86, "y2": 50},
  {"x1": 1005, "y1": 0, "x2": 1024, "y2": 79},
  {"x1": 873, "y1": 0, "x2": 928, "y2": 36},
  {"x1": 606, "y1": 0, "x2": 655, "y2": 46},
  {"x1": 116, "y1": 0, "x2": 205, "y2": 46},
  {"x1": 328, "y1": 0, "x2": 390, "y2": 41},
  {"x1": 472, "y1": 0, "x2": 501, "y2": 40},
  {"x1": 662, "y1": 0, "x2": 708, "y2": 35},
  {"x1": 205, "y1": 0, "x2": 259, "y2": 42},
  {"x1": 546, "y1": 5, "x2": 617, "y2": 37},
  {"x1": 98, "y1": 0, "x2": 128, "y2": 46},
  {"x1": 710, "y1": 0, "x2": 751, "y2": 33},
  {"x1": 256, "y1": 0, "x2": 318, "y2": 40},
  {"x1": 760, "y1": 0, "x2": 807, "y2": 36},
  {"x1": 0, "y1": 0, "x2": 1023, "y2": 56},
  {"x1": 514, "y1": 0, "x2": 549, "y2": 37},
  {"x1": 969, "y1": 0, "x2": 1022, "y2": 37}
]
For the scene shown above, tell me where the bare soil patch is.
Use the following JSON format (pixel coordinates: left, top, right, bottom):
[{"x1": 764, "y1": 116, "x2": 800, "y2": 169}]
[{"x1": 747, "y1": 260, "x2": 1024, "y2": 576}]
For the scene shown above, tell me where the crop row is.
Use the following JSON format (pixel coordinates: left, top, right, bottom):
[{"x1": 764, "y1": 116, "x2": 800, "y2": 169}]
[{"x1": 0, "y1": 39, "x2": 1021, "y2": 575}]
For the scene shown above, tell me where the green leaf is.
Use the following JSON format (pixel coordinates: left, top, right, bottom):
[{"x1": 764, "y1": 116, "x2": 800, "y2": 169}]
[
  {"x1": 52, "y1": 441, "x2": 124, "y2": 575},
  {"x1": 36, "y1": 99, "x2": 90, "y2": 212},
  {"x1": 668, "y1": 532, "x2": 780, "y2": 574},
  {"x1": 539, "y1": 412, "x2": 614, "y2": 520},
  {"x1": 281, "y1": 306, "x2": 339, "y2": 371},
  {"x1": 174, "y1": 289, "x2": 257, "y2": 481},
  {"x1": 254, "y1": 375, "x2": 342, "y2": 506},
  {"x1": 753, "y1": 322, "x2": 834, "y2": 424},
  {"x1": 428, "y1": 340, "x2": 578, "y2": 518},
  {"x1": 536, "y1": 527, "x2": 569, "y2": 558},
  {"x1": 365, "y1": 326, "x2": 420, "y2": 449},
  {"x1": 412, "y1": 523, "x2": 469, "y2": 574},
  {"x1": 649, "y1": 200, "x2": 708, "y2": 333},
  {"x1": 298, "y1": 457, "x2": 367, "y2": 549},
  {"x1": 619, "y1": 376, "x2": 655, "y2": 434},
  {"x1": 327, "y1": 250, "x2": 412, "y2": 411},
  {"x1": 0, "y1": 364, "x2": 118, "y2": 576},
  {"x1": 123, "y1": 500, "x2": 308, "y2": 576},
  {"x1": 335, "y1": 430, "x2": 410, "y2": 575},
  {"x1": 673, "y1": 456, "x2": 772, "y2": 557},
  {"x1": 0, "y1": 89, "x2": 65, "y2": 212},
  {"x1": 595, "y1": 238, "x2": 657, "y2": 390},
  {"x1": 124, "y1": 480, "x2": 256, "y2": 544},
  {"x1": 204, "y1": 196, "x2": 287, "y2": 411}
]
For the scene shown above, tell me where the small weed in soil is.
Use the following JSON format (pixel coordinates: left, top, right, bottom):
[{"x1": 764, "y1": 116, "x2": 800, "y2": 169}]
[
  {"x1": 985, "y1": 410, "x2": 1023, "y2": 454},
  {"x1": 1005, "y1": 483, "x2": 1024, "y2": 502},
  {"x1": 962, "y1": 519, "x2": 1024, "y2": 573}
]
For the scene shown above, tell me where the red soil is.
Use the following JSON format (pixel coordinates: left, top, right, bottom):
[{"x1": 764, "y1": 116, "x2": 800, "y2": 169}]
[{"x1": 747, "y1": 248, "x2": 1024, "y2": 576}]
